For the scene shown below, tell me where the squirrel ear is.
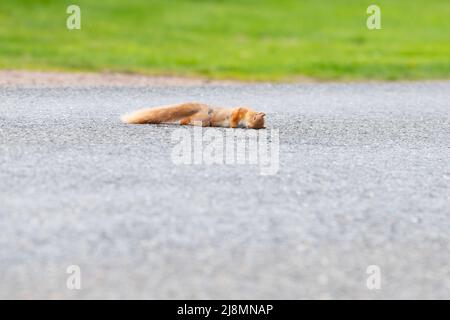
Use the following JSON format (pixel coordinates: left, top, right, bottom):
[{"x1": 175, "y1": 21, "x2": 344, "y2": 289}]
[{"x1": 258, "y1": 112, "x2": 266, "y2": 117}]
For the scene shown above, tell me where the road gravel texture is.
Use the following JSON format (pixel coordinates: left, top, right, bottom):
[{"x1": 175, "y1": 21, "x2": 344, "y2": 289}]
[{"x1": 0, "y1": 82, "x2": 449, "y2": 299}]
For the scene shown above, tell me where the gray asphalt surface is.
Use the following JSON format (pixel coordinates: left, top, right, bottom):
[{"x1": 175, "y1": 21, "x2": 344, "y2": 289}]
[{"x1": 0, "y1": 82, "x2": 449, "y2": 299}]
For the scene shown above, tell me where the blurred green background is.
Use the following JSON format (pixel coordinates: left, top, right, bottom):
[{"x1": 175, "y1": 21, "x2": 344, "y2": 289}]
[{"x1": 0, "y1": 0, "x2": 449, "y2": 81}]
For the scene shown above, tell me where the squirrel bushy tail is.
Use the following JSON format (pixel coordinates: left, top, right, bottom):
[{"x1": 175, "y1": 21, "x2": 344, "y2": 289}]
[{"x1": 121, "y1": 103, "x2": 205, "y2": 124}]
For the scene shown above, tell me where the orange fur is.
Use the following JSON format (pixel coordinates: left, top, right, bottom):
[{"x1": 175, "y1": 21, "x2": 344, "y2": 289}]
[
  {"x1": 120, "y1": 103, "x2": 205, "y2": 124},
  {"x1": 121, "y1": 102, "x2": 265, "y2": 129}
]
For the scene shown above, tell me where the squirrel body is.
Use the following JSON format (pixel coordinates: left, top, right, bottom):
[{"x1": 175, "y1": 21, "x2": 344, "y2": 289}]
[{"x1": 121, "y1": 103, "x2": 265, "y2": 129}]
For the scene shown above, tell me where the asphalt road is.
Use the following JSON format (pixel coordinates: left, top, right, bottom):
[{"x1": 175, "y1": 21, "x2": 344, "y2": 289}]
[{"x1": 0, "y1": 82, "x2": 449, "y2": 299}]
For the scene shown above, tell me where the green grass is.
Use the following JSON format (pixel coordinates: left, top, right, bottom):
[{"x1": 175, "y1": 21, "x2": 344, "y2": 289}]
[{"x1": 0, "y1": 0, "x2": 449, "y2": 81}]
